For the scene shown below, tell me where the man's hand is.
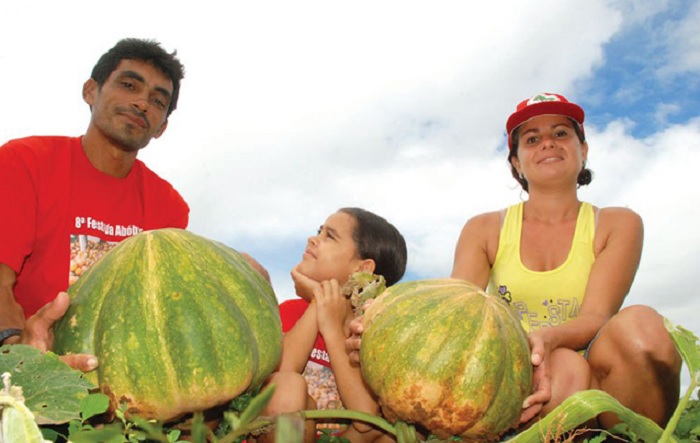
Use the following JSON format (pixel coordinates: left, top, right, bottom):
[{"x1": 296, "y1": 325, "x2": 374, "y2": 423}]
[
  {"x1": 240, "y1": 252, "x2": 271, "y2": 283},
  {"x1": 22, "y1": 292, "x2": 98, "y2": 373},
  {"x1": 0, "y1": 262, "x2": 25, "y2": 336}
]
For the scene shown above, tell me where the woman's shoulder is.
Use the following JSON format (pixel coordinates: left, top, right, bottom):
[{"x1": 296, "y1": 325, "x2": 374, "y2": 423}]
[
  {"x1": 593, "y1": 206, "x2": 644, "y2": 253},
  {"x1": 463, "y1": 209, "x2": 505, "y2": 229},
  {"x1": 595, "y1": 205, "x2": 643, "y2": 228},
  {"x1": 457, "y1": 209, "x2": 506, "y2": 247}
]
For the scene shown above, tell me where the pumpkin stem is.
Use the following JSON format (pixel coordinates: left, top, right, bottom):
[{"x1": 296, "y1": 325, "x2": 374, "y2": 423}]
[{"x1": 342, "y1": 272, "x2": 387, "y2": 316}]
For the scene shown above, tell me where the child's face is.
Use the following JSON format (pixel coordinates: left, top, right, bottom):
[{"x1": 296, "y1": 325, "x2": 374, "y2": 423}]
[{"x1": 296, "y1": 211, "x2": 363, "y2": 284}]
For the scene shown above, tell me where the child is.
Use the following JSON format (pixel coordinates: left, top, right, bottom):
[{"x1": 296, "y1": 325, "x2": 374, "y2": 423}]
[{"x1": 260, "y1": 207, "x2": 407, "y2": 443}]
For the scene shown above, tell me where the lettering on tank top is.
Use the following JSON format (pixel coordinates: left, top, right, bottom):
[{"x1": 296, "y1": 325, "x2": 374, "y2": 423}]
[{"x1": 500, "y1": 285, "x2": 581, "y2": 330}]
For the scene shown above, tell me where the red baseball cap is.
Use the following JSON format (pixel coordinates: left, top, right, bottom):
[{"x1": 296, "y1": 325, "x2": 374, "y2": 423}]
[{"x1": 506, "y1": 93, "x2": 585, "y2": 145}]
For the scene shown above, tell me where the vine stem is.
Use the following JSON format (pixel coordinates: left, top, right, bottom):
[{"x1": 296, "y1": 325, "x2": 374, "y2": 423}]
[
  {"x1": 302, "y1": 409, "x2": 397, "y2": 435},
  {"x1": 218, "y1": 410, "x2": 398, "y2": 443},
  {"x1": 660, "y1": 378, "x2": 697, "y2": 442}
]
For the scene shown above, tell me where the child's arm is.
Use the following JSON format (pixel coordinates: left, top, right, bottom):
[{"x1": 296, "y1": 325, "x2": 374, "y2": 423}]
[
  {"x1": 278, "y1": 301, "x2": 318, "y2": 373},
  {"x1": 314, "y1": 279, "x2": 382, "y2": 433},
  {"x1": 277, "y1": 266, "x2": 322, "y2": 374}
]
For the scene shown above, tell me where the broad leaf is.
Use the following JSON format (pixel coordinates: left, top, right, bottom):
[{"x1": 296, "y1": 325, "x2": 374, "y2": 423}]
[
  {"x1": 665, "y1": 319, "x2": 700, "y2": 380},
  {"x1": 0, "y1": 345, "x2": 94, "y2": 424}
]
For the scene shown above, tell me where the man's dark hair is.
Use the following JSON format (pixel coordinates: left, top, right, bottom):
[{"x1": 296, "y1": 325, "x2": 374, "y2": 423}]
[
  {"x1": 90, "y1": 38, "x2": 185, "y2": 116},
  {"x1": 339, "y1": 207, "x2": 408, "y2": 287}
]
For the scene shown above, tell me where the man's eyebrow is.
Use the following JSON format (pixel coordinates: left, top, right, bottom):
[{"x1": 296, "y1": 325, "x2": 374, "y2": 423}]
[
  {"x1": 118, "y1": 70, "x2": 172, "y2": 100},
  {"x1": 118, "y1": 70, "x2": 146, "y2": 84}
]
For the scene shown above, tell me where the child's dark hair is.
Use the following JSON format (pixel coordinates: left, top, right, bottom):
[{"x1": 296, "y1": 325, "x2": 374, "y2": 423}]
[
  {"x1": 508, "y1": 118, "x2": 593, "y2": 192},
  {"x1": 90, "y1": 38, "x2": 185, "y2": 117},
  {"x1": 339, "y1": 207, "x2": 407, "y2": 287}
]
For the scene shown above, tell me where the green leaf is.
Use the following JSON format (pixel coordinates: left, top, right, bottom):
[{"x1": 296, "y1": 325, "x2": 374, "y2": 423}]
[
  {"x1": 509, "y1": 390, "x2": 665, "y2": 442},
  {"x1": 1, "y1": 373, "x2": 51, "y2": 443},
  {"x1": 40, "y1": 427, "x2": 62, "y2": 442},
  {"x1": 167, "y1": 429, "x2": 182, "y2": 442},
  {"x1": 69, "y1": 423, "x2": 127, "y2": 443},
  {"x1": 238, "y1": 383, "x2": 275, "y2": 428},
  {"x1": 80, "y1": 392, "x2": 110, "y2": 421},
  {"x1": 665, "y1": 319, "x2": 700, "y2": 380},
  {"x1": 189, "y1": 412, "x2": 208, "y2": 443},
  {"x1": 275, "y1": 414, "x2": 304, "y2": 443},
  {"x1": 0, "y1": 345, "x2": 94, "y2": 425}
]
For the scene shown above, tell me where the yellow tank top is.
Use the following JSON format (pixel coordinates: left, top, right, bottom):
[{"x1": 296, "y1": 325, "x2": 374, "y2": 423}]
[{"x1": 487, "y1": 202, "x2": 596, "y2": 333}]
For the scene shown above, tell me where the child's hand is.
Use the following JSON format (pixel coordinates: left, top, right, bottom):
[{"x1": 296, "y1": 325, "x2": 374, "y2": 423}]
[
  {"x1": 313, "y1": 279, "x2": 350, "y2": 339},
  {"x1": 291, "y1": 264, "x2": 320, "y2": 302}
]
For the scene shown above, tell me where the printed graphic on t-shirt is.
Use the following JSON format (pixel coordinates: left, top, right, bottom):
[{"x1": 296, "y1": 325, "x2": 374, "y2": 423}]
[
  {"x1": 73, "y1": 216, "x2": 143, "y2": 238},
  {"x1": 69, "y1": 235, "x2": 117, "y2": 286},
  {"x1": 303, "y1": 360, "x2": 347, "y2": 435}
]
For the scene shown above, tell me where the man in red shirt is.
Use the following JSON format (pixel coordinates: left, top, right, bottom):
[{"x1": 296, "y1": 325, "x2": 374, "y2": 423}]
[{"x1": 0, "y1": 38, "x2": 190, "y2": 370}]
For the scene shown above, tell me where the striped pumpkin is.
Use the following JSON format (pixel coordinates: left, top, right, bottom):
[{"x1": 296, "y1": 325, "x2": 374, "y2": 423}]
[
  {"x1": 360, "y1": 278, "x2": 532, "y2": 441},
  {"x1": 53, "y1": 228, "x2": 282, "y2": 422}
]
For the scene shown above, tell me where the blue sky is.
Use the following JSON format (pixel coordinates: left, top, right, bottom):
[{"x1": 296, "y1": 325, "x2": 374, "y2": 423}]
[
  {"x1": 582, "y1": 0, "x2": 700, "y2": 136},
  {"x1": 2, "y1": 0, "x2": 700, "y2": 388}
]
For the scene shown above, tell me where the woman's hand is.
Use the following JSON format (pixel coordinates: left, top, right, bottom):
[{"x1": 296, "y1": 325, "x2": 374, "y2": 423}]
[
  {"x1": 346, "y1": 316, "x2": 364, "y2": 365},
  {"x1": 313, "y1": 279, "x2": 350, "y2": 339},
  {"x1": 519, "y1": 330, "x2": 552, "y2": 424},
  {"x1": 345, "y1": 298, "x2": 373, "y2": 365},
  {"x1": 291, "y1": 264, "x2": 320, "y2": 302}
]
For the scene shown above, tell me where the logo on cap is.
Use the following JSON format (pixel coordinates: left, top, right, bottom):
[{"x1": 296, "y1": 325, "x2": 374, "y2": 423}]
[{"x1": 527, "y1": 93, "x2": 562, "y2": 106}]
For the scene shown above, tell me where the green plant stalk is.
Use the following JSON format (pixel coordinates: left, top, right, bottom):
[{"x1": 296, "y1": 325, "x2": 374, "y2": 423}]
[
  {"x1": 662, "y1": 320, "x2": 700, "y2": 442},
  {"x1": 660, "y1": 377, "x2": 697, "y2": 442},
  {"x1": 218, "y1": 417, "x2": 273, "y2": 443},
  {"x1": 218, "y1": 391, "x2": 672, "y2": 442},
  {"x1": 218, "y1": 409, "x2": 398, "y2": 443}
]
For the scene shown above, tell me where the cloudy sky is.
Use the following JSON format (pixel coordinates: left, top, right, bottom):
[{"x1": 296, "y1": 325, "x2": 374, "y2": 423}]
[{"x1": 2, "y1": 1, "x2": 699, "y2": 379}]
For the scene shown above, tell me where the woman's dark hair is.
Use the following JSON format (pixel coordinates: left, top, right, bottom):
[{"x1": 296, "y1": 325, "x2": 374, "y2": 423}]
[
  {"x1": 339, "y1": 207, "x2": 407, "y2": 287},
  {"x1": 507, "y1": 118, "x2": 593, "y2": 193},
  {"x1": 90, "y1": 38, "x2": 185, "y2": 117}
]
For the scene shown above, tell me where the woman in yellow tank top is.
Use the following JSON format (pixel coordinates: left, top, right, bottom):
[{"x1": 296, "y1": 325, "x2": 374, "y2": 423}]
[{"x1": 450, "y1": 93, "x2": 681, "y2": 429}]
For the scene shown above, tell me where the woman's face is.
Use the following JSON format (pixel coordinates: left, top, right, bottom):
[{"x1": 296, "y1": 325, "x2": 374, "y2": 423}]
[
  {"x1": 296, "y1": 211, "x2": 363, "y2": 284},
  {"x1": 511, "y1": 114, "x2": 587, "y2": 186}
]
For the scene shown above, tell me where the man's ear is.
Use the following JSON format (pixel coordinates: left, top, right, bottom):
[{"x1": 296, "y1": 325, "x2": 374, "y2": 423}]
[
  {"x1": 153, "y1": 119, "x2": 169, "y2": 139},
  {"x1": 82, "y1": 79, "x2": 97, "y2": 106},
  {"x1": 356, "y1": 259, "x2": 376, "y2": 274}
]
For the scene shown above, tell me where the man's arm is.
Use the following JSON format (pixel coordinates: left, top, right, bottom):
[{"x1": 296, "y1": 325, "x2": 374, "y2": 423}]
[{"x1": 0, "y1": 263, "x2": 25, "y2": 345}]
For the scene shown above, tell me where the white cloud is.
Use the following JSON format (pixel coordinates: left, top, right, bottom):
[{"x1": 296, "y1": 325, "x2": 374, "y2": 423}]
[
  {"x1": 2, "y1": 1, "x2": 699, "y2": 364},
  {"x1": 658, "y1": 0, "x2": 700, "y2": 76}
]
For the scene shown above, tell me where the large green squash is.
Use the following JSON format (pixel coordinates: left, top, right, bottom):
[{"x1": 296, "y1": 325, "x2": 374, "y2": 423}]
[
  {"x1": 359, "y1": 278, "x2": 532, "y2": 442},
  {"x1": 53, "y1": 228, "x2": 282, "y2": 422}
]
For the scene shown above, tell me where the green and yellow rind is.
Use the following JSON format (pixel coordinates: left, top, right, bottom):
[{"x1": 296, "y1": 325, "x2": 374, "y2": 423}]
[
  {"x1": 360, "y1": 278, "x2": 532, "y2": 442},
  {"x1": 53, "y1": 228, "x2": 282, "y2": 422}
]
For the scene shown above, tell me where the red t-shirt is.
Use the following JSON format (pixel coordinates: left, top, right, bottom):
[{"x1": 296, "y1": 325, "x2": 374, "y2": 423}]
[{"x1": 0, "y1": 136, "x2": 189, "y2": 316}]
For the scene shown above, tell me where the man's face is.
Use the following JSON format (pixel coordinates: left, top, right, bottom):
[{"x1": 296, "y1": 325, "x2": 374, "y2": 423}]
[{"x1": 83, "y1": 59, "x2": 173, "y2": 152}]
